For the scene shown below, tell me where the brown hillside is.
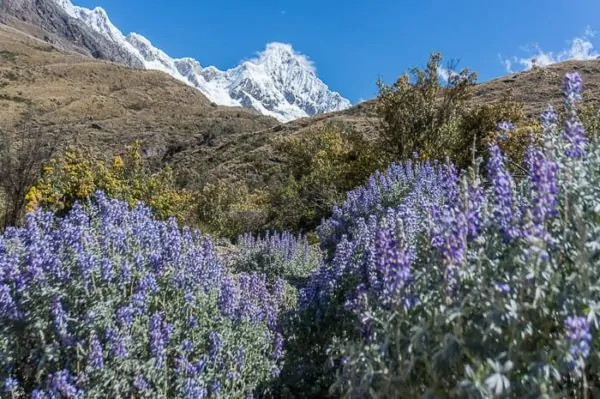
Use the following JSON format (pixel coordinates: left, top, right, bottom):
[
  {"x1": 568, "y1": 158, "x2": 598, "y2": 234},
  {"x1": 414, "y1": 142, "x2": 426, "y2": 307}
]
[{"x1": 0, "y1": 23, "x2": 277, "y2": 168}]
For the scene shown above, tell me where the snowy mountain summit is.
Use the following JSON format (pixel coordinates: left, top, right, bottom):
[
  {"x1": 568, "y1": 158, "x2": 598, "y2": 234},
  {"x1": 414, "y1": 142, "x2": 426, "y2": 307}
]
[{"x1": 52, "y1": 0, "x2": 352, "y2": 121}]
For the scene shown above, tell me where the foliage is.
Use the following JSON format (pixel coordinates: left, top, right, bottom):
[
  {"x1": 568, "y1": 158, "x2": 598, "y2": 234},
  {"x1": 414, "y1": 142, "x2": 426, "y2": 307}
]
[
  {"x1": 280, "y1": 72, "x2": 600, "y2": 398},
  {"x1": 375, "y1": 52, "x2": 477, "y2": 162},
  {"x1": 230, "y1": 231, "x2": 322, "y2": 287},
  {"x1": 458, "y1": 95, "x2": 528, "y2": 169},
  {"x1": 195, "y1": 179, "x2": 269, "y2": 239},
  {"x1": 25, "y1": 142, "x2": 193, "y2": 223},
  {"x1": 375, "y1": 53, "x2": 535, "y2": 172},
  {"x1": 226, "y1": 231, "x2": 323, "y2": 313},
  {"x1": 0, "y1": 125, "x2": 58, "y2": 230},
  {"x1": 269, "y1": 122, "x2": 384, "y2": 232},
  {"x1": 0, "y1": 193, "x2": 286, "y2": 398}
]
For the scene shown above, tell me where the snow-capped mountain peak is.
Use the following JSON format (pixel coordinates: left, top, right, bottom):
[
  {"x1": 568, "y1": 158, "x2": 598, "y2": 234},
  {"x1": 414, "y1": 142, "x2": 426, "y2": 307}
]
[{"x1": 52, "y1": 0, "x2": 351, "y2": 122}]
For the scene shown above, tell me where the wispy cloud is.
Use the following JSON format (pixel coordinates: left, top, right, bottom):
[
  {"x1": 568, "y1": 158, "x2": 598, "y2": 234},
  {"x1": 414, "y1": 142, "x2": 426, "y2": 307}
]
[
  {"x1": 437, "y1": 65, "x2": 459, "y2": 82},
  {"x1": 500, "y1": 26, "x2": 599, "y2": 73}
]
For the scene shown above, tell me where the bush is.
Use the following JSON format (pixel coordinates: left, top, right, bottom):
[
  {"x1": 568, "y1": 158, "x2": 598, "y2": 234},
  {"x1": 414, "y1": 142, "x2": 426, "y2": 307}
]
[
  {"x1": 375, "y1": 53, "x2": 532, "y2": 171},
  {"x1": 195, "y1": 179, "x2": 269, "y2": 239},
  {"x1": 0, "y1": 126, "x2": 58, "y2": 229},
  {"x1": 376, "y1": 52, "x2": 477, "y2": 162},
  {"x1": 25, "y1": 142, "x2": 193, "y2": 223},
  {"x1": 269, "y1": 122, "x2": 383, "y2": 232},
  {"x1": 225, "y1": 232, "x2": 323, "y2": 314},
  {"x1": 281, "y1": 72, "x2": 600, "y2": 397},
  {"x1": 230, "y1": 231, "x2": 322, "y2": 287},
  {"x1": 457, "y1": 94, "x2": 528, "y2": 169},
  {"x1": 0, "y1": 193, "x2": 286, "y2": 397}
]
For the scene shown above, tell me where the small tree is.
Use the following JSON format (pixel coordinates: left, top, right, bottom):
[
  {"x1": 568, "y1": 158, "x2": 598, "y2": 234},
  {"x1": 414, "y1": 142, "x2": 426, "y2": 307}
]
[
  {"x1": 376, "y1": 52, "x2": 477, "y2": 161},
  {"x1": 0, "y1": 125, "x2": 58, "y2": 229}
]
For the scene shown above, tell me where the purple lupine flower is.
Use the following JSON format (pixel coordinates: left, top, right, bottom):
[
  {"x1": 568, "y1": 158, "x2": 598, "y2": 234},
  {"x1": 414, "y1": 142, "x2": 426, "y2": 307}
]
[
  {"x1": 182, "y1": 338, "x2": 193, "y2": 354},
  {"x1": 563, "y1": 72, "x2": 583, "y2": 101},
  {"x1": 465, "y1": 179, "x2": 485, "y2": 241},
  {"x1": 119, "y1": 259, "x2": 132, "y2": 285},
  {"x1": 51, "y1": 297, "x2": 72, "y2": 345},
  {"x1": 527, "y1": 145, "x2": 559, "y2": 243},
  {"x1": 31, "y1": 389, "x2": 47, "y2": 399},
  {"x1": 0, "y1": 284, "x2": 19, "y2": 320},
  {"x1": 48, "y1": 370, "x2": 81, "y2": 398},
  {"x1": 106, "y1": 329, "x2": 128, "y2": 359},
  {"x1": 487, "y1": 144, "x2": 519, "y2": 241},
  {"x1": 496, "y1": 121, "x2": 514, "y2": 141},
  {"x1": 540, "y1": 105, "x2": 558, "y2": 130},
  {"x1": 116, "y1": 304, "x2": 135, "y2": 327},
  {"x1": 4, "y1": 376, "x2": 18, "y2": 392},
  {"x1": 565, "y1": 316, "x2": 592, "y2": 360},
  {"x1": 149, "y1": 313, "x2": 166, "y2": 369},
  {"x1": 563, "y1": 117, "x2": 588, "y2": 159},
  {"x1": 132, "y1": 292, "x2": 147, "y2": 311},
  {"x1": 208, "y1": 331, "x2": 222, "y2": 361},
  {"x1": 235, "y1": 347, "x2": 245, "y2": 370},
  {"x1": 272, "y1": 333, "x2": 284, "y2": 361},
  {"x1": 430, "y1": 203, "x2": 467, "y2": 296},
  {"x1": 209, "y1": 380, "x2": 221, "y2": 395},
  {"x1": 373, "y1": 226, "x2": 412, "y2": 306},
  {"x1": 133, "y1": 374, "x2": 149, "y2": 393},
  {"x1": 495, "y1": 282, "x2": 510, "y2": 294},
  {"x1": 164, "y1": 322, "x2": 175, "y2": 345},
  {"x1": 196, "y1": 357, "x2": 207, "y2": 374},
  {"x1": 183, "y1": 378, "x2": 207, "y2": 398},
  {"x1": 218, "y1": 275, "x2": 239, "y2": 319},
  {"x1": 273, "y1": 277, "x2": 286, "y2": 306},
  {"x1": 176, "y1": 355, "x2": 196, "y2": 377},
  {"x1": 88, "y1": 335, "x2": 104, "y2": 370},
  {"x1": 139, "y1": 272, "x2": 159, "y2": 296},
  {"x1": 100, "y1": 257, "x2": 113, "y2": 282},
  {"x1": 187, "y1": 315, "x2": 199, "y2": 329}
]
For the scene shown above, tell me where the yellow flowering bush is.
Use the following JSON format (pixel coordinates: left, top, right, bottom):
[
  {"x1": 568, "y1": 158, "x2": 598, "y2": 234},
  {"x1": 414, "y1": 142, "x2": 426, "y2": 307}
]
[{"x1": 25, "y1": 142, "x2": 193, "y2": 222}]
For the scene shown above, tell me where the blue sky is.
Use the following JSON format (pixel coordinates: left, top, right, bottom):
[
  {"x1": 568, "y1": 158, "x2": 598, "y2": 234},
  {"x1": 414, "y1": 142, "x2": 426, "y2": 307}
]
[{"x1": 75, "y1": 0, "x2": 600, "y2": 104}]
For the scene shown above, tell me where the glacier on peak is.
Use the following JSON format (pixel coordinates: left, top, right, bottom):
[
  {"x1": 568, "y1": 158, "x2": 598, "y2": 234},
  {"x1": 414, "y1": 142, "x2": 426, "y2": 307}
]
[{"x1": 52, "y1": 0, "x2": 351, "y2": 122}]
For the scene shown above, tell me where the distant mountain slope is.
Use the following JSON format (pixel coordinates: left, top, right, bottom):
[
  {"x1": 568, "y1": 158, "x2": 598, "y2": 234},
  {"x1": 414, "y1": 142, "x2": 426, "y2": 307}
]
[
  {"x1": 0, "y1": 23, "x2": 277, "y2": 166},
  {"x1": 0, "y1": 0, "x2": 352, "y2": 121}
]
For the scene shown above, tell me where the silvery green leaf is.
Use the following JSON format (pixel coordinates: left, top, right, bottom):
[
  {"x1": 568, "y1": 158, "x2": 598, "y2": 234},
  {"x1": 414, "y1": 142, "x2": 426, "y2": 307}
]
[{"x1": 485, "y1": 372, "x2": 510, "y2": 396}]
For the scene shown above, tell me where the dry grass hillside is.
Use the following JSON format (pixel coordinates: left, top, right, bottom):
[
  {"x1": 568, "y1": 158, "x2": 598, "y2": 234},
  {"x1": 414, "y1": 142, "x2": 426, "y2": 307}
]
[
  {"x1": 169, "y1": 59, "x2": 600, "y2": 187},
  {"x1": 0, "y1": 24, "x2": 277, "y2": 170}
]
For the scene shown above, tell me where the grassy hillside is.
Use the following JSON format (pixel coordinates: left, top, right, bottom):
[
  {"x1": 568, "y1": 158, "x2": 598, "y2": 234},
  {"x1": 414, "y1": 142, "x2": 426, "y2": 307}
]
[{"x1": 0, "y1": 24, "x2": 277, "y2": 168}]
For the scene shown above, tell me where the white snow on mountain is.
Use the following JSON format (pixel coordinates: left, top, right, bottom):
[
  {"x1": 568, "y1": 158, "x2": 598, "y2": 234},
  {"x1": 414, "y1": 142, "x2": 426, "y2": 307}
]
[{"x1": 53, "y1": 0, "x2": 352, "y2": 122}]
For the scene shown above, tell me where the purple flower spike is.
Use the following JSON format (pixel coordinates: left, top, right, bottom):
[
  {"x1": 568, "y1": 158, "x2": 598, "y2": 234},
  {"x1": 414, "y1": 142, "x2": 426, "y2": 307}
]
[
  {"x1": 563, "y1": 72, "x2": 583, "y2": 101},
  {"x1": 565, "y1": 316, "x2": 592, "y2": 360}
]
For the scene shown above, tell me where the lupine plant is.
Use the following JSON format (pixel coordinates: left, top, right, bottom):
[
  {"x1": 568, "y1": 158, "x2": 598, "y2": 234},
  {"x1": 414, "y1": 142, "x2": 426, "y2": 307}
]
[
  {"x1": 226, "y1": 231, "x2": 322, "y2": 312},
  {"x1": 0, "y1": 193, "x2": 285, "y2": 398},
  {"x1": 281, "y1": 72, "x2": 600, "y2": 398},
  {"x1": 231, "y1": 231, "x2": 322, "y2": 286}
]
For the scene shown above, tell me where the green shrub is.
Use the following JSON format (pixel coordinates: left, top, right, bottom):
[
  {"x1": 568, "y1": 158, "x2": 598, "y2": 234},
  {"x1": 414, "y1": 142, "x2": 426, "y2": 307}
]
[
  {"x1": 268, "y1": 122, "x2": 384, "y2": 232},
  {"x1": 375, "y1": 52, "x2": 477, "y2": 162},
  {"x1": 194, "y1": 179, "x2": 269, "y2": 239}
]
